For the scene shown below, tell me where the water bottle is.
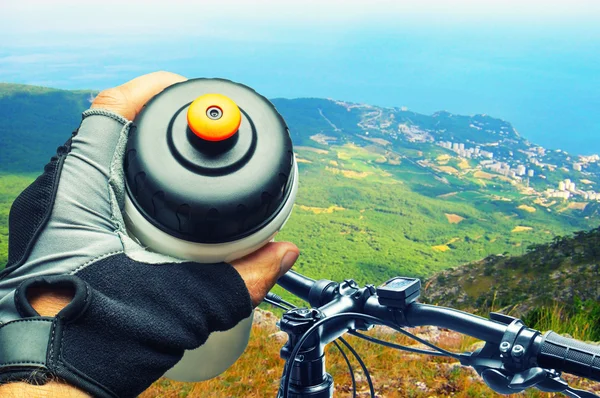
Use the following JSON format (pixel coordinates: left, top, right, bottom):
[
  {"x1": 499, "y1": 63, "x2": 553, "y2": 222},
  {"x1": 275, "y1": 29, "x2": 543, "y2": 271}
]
[{"x1": 122, "y1": 78, "x2": 298, "y2": 381}]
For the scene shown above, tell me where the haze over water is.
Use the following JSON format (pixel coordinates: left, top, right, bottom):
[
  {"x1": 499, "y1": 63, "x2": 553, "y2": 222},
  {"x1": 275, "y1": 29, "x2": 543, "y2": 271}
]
[{"x1": 1, "y1": 0, "x2": 599, "y2": 154}]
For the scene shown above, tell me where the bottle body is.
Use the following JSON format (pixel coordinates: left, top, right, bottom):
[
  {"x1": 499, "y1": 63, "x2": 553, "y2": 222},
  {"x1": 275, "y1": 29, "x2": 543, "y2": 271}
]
[{"x1": 123, "y1": 160, "x2": 298, "y2": 381}]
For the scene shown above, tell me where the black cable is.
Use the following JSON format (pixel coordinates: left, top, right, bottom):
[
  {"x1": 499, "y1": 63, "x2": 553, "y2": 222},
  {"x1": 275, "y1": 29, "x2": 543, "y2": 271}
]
[
  {"x1": 281, "y1": 312, "x2": 463, "y2": 398},
  {"x1": 339, "y1": 336, "x2": 374, "y2": 397},
  {"x1": 263, "y1": 297, "x2": 292, "y2": 311},
  {"x1": 360, "y1": 323, "x2": 460, "y2": 360},
  {"x1": 333, "y1": 339, "x2": 357, "y2": 398},
  {"x1": 390, "y1": 327, "x2": 460, "y2": 360},
  {"x1": 349, "y1": 330, "x2": 449, "y2": 357},
  {"x1": 279, "y1": 298, "x2": 297, "y2": 309},
  {"x1": 266, "y1": 292, "x2": 300, "y2": 309}
]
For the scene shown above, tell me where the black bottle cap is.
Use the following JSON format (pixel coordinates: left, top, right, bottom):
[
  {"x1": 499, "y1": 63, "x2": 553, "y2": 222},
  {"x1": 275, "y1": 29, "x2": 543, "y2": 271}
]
[{"x1": 124, "y1": 78, "x2": 294, "y2": 243}]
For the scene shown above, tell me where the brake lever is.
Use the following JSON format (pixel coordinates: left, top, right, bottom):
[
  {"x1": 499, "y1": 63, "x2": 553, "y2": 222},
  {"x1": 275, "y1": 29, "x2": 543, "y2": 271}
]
[
  {"x1": 462, "y1": 344, "x2": 599, "y2": 397},
  {"x1": 563, "y1": 387, "x2": 600, "y2": 398}
]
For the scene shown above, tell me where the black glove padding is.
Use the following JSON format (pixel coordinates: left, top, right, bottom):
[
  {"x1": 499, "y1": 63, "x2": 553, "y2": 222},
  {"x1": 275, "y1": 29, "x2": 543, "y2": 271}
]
[{"x1": 0, "y1": 110, "x2": 253, "y2": 397}]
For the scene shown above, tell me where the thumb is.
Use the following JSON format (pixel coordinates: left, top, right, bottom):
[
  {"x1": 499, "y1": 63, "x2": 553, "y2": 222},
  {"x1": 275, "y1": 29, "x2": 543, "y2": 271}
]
[
  {"x1": 230, "y1": 242, "x2": 299, "y2": 307},
  {"x1": 91, "y1": 71, "x2": 187, "y2": 120}
]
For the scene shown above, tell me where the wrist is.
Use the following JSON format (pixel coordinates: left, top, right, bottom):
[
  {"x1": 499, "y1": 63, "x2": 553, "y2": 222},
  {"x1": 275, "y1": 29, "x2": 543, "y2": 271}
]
[
  {"x1": 0, "y1": 288, "x2": 85, "y2": 397},
  {"x1": 0, "y1": 381, "x2": 90, "y2": 398}
]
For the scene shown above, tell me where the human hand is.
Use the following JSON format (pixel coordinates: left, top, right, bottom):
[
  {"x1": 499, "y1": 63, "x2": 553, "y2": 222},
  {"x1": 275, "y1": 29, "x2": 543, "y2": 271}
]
[{"x1": 0, "y1": 71, "x2": 298, "y2": 398}]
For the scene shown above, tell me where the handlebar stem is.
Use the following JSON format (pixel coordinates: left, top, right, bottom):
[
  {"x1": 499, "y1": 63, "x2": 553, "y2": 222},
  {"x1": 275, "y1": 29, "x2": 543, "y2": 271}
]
[{"x1": 278, "y1": 308, "x2": 333, "y2": 398}]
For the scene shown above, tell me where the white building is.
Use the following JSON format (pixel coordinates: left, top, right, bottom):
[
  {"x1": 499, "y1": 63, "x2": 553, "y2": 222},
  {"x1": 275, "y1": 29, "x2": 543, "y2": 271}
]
[
  {"x1": 573, "y1": 163, "x2": 582, "y2": 171},
  {"x1": 516, "y1": 165, "x2": 526, "y2": 176},
  {"x1": 559, "y1": 181, "x2": 566, "y2": 191},
  {"x1": 528, "y1": 169, "x2": 535, "y2": 177}
]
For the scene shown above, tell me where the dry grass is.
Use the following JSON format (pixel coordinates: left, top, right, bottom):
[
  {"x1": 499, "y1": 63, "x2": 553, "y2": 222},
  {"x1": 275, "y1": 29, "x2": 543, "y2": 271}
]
[
  {"x1": 141, "y1": 317, "x2": 600, "y2": 397},
  {"x1": 457, "y1": 159, "x2": 470, "y2": 170},
  {"x1": 491, "y1": 195, "x2": 512, "y2": 202},
  {"x1": 432, "y1": 245, "x2": 450, "y2": 252},
  {"x1": 295, "y1": 158, "x2": 312, "y2": 164},
  {"x1": 337, "y1": 151, "x2": 352, "y2": 160},
  {"x1": 296, "y1": 146, "x2": 329, "y2": 154},
  {"x1": 534, "y1": 198, "x2": 556, "y2": 207},
  {"x1": 342, "y1": 170, "x2": 373, "y2": 179},
  {"x1": 326, "y1": 167, "x2": 373, "y2": 179},
  {"x1": 512, "y1": 226, "x2": 533, "y2": 233},
  {"x1": 298, "y1": 204, "x2": 345, "y2": 214},
  {"x1": 438, "y1": 166, "x2": 459, "y2": 175},
  {"x1": 445, "y1": 213, "x2": 465, "y2": 224},
  {"x1": 567, "y1": 202, "x2": 588, "y2": 210},
  {"x1": 517, "y1": 204, "x2": 536, "y2": 213},
  {"x1": 473, "y1": 171, "x2": 495, "y2": 180}
]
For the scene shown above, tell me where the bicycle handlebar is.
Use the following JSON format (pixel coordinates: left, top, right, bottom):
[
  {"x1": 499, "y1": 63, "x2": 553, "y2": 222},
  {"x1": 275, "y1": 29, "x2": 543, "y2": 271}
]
[
  {"x1": 277, "y1": 270, "x2": 315, "y2": 302},
  {"x1": 279, "y1": 271, "x2": 507, "y2": 343},
  {"x1": 277, "y1": 270, "x2": 600, "y2": 388}
]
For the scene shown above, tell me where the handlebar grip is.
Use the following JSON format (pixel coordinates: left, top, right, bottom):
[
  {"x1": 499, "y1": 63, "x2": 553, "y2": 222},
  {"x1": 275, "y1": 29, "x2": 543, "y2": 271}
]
[
  {"x1": 537, "y1": 331, "x2": 600, "y2": 382},
  {"x1": 277, "y1": 270, "x2": 315, "y2": 301}
]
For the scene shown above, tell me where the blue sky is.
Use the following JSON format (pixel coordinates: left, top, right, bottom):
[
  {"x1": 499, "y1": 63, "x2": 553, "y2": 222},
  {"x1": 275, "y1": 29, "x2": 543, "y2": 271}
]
[{"x1": 1, "y1": 0, "x2": 599, "y2": 154}]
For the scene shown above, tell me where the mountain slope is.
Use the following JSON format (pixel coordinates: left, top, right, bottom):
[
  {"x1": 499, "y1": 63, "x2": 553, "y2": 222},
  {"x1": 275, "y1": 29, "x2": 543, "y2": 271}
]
[
  {"x1": 422, "y1": 227, "x2": 600, "y2": 322},
  {"x1": 0, "y1": 83, "x2": 95, "y2": 172}
]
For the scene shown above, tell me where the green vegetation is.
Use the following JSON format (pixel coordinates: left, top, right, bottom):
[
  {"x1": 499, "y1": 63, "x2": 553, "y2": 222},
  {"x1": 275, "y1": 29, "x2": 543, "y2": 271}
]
[
  {"x1": 524, "y1": 299, "x2": 600, "y2": 342},
  {"x1": 0, "y1": 174, "x2": 35, "y2": 265},
  {"x1": 0, "y1": 83, "x2": 95, "y2": 173}
]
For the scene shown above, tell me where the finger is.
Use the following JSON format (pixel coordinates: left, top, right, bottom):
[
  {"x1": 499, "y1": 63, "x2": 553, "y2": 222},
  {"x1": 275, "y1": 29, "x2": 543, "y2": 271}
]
[
  {"x1": 230, "y1": 242, "x2": 299, "y2": 307},
  {"x1": 91, "y1": 71, "x2": 187, "y2": 120}
]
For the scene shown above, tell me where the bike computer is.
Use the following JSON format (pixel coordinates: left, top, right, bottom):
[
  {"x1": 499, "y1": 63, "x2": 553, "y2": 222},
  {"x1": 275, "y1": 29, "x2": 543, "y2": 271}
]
[{"x1": 376, "y1": 277, "x2": 421, "y2": 308}]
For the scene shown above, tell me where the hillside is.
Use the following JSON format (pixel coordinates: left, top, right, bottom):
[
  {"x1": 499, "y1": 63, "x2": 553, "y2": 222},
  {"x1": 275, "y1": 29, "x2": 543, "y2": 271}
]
[
  {"x1": 423, "y1": 226, "x2": 600, "y2": 338},
  {"x1": 1, "y1": 83, "x2": 598, "y2": 283}
]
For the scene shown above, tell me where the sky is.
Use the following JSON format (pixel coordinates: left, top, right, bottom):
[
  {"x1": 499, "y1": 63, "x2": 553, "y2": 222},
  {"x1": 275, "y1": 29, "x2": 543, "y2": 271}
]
[{"x1": 1, "y1": 0, "x2": 599, "y2": 154}]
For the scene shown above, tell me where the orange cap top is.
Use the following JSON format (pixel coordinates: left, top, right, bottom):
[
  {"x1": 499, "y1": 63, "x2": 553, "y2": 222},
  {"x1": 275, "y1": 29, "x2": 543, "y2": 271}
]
[{"x1": 187, "y1": 93, "x2": 242, "y2": 141}]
